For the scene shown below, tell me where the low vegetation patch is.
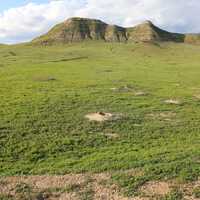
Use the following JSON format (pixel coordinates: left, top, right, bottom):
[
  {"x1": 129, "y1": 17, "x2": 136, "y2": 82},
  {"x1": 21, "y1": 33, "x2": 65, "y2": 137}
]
[
  {"x1": 146, "y1": 112, "x2": 176, "y2": 121},
  {"x1": 111, "y1": 85, "x2": 147, "y2": 96},
  {"x1": 193, "y1": 186, "x2": 200, "y2": 198},
  {"x1": 162, "y1": 188, "x2": 183, "y2": 200}
]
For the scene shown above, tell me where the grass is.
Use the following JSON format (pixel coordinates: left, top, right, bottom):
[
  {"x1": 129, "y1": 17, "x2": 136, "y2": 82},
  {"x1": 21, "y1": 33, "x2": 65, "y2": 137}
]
[
  {"x1": 162, "y1": 188, "x2": 183, "y2": 200},
  {"x1": 193, "y1": 187, "x2": 200, "y2": 198},
  {"x1": 0, "y1": 195, "x2": 13, "y2": 200},
  {"x1": 1, "y1": 41, "x2": 200, "y2": 195}
]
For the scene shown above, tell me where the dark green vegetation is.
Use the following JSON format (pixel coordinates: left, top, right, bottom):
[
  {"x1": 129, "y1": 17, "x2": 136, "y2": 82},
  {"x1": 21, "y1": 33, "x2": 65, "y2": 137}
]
[
  {"x1": 1, "y1": 42, "x2": 200, "y2": 195},
  {"x1": 33, "y1": 17, "x2": 200, "y2": 45}
]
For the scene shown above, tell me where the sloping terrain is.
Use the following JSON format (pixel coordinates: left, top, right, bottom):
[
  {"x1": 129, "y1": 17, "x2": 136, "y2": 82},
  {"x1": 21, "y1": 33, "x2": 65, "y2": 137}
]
[
  {"x1": 32, "y1": 17, "x2": 194, "y2": 44},
  {"x1": 1, "y1": 42, "x2": 200, "y2": 199}
]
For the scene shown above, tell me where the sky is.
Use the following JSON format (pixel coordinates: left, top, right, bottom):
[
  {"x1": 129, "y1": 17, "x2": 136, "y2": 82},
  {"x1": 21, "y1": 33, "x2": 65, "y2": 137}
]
[{"x1": 0, "y1": 0, "x2": 200, "y2": 44}]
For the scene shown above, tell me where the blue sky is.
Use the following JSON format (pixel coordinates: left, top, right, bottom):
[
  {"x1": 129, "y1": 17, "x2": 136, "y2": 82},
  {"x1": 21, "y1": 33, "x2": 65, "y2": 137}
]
[
  {"x1": 0, "y1": 0, "x2": 200, "y2": 44},
  {"x1": 0, "y1": 0, "x2": 49, "y2": 12}
]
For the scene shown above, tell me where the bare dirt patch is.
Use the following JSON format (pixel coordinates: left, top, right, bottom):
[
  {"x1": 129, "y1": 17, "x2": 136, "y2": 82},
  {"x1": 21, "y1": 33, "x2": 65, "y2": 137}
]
[
  {"x1": 0, "y1": 173, "x2": 148, "y2": 200},
  {"x1": 3, "y1": 174, "x2": 85, "y2": 191},
  {"x1": 134, "y1": 91, "x2": 147, "y2": 96},
  {"x1": 194, "y1": 94, "x2": 200, "y2": 100},
  {"x1": 92, "y1": 173, "x2": 148, "y2": 200},
  {"x1": 184, "y1": 196, "x2": 200, "y2": 200},
  {"x1": 181, "y1": 179, "x2": 200, "y2": 200},
  {"x1": 1, "y1": 174, "x2": 200, "y2": 200},
  {"x1": 164, "y1": 99, "x2": 181, "y2": 105},
  {"x1": 174, "y1": 83, "x2": 181, "y2": 87},
  {"x1": 58, "y1": 192, "x2": 79, "y2": 200},
  {"x1": 85, "y1": 112, "x2": 122, "y2": 122},
  {"x1": 139, "y1": 178, "x2": 200, "y2": 200},
  {"x1": 93, "y1": 182, "x2": 145, "y2": 200},
  {"x1": 140, "y1": 181, "x2": 171, "y2": 196}
]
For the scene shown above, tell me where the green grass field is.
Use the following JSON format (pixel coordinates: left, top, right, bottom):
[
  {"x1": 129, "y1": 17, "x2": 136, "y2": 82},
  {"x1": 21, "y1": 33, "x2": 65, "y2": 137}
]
[{"x1": 1, "y1": 42, "x2": 200, "y2": 196}]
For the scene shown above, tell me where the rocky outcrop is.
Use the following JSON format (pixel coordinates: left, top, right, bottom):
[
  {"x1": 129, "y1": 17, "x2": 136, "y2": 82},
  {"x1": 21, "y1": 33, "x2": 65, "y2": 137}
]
[
  {"x1": 127, "y1": 21, "x2": 184, "y2": 43},
  {"x1": 33, "y1": 17, "x2": 128, "y2": 44},
  {"x1": 32, "y1": 17, "x2": 200, "y2": 45}
]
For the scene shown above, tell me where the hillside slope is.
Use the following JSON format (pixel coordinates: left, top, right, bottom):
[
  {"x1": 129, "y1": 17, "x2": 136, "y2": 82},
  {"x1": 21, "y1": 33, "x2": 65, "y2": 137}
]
[{"x1": 1, "y1": 42, "x2": 200, "y2": 199}]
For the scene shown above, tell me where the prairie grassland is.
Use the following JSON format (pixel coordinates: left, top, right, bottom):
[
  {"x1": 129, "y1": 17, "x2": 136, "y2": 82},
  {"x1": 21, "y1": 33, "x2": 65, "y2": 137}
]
[{"x1": 1, "y1": 42, "x2": 200, "y2": 198}]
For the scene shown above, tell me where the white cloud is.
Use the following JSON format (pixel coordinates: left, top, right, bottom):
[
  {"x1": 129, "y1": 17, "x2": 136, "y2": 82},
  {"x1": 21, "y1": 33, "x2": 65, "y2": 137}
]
[
  {"x1": 0, "y1": 0, "x2": 83, "y2": 43},
  {"x1": 0, "y1": 0, "x2": 200, "y2": 44},
  {"x1": 77, "y1": 0, "x2": 200, "y2": 33}
]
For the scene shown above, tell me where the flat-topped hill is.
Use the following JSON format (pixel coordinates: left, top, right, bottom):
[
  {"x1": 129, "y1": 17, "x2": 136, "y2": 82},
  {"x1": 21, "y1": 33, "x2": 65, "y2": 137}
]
[
  {"x1": 32, "y1": 17, "x2": 200, "y2": 45},
  {"x1": 32, "y1": 17, "x2": 127, "y2": 44}
]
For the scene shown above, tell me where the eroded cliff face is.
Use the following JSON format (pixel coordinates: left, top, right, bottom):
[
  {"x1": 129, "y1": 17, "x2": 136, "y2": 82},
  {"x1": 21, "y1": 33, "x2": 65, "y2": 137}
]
[
  {"x1": 33, "y1": 17, "x2": 128, "y2": 44},
  {"x1": 127, "y1": 21, "x2": 184, "y2": 43},
  {"x1": 32, "y1": 17, "x2": 199, "y2": 45}
]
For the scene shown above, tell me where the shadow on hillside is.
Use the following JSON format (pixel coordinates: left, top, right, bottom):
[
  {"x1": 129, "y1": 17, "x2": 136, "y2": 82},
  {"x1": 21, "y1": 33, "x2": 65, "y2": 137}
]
[{"x1": 49, "y1": 56, "x2": 88, "y2": 63}]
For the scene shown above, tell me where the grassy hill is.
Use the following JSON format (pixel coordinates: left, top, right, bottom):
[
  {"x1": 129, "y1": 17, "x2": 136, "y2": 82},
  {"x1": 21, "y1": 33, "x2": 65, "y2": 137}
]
[{"x1": 1, "y1": 42, "x2": 200, "y2": 199}]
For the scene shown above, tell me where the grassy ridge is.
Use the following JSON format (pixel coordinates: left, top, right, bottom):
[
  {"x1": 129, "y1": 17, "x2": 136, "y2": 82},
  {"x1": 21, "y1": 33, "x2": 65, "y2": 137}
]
[{"x1": 0, "y1": 42, "x2": 200, "y2": 189}]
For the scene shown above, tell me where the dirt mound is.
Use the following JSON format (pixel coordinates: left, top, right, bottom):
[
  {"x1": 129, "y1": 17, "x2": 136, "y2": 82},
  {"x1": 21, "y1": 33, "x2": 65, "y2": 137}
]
[
  {"x1": 134, "y1": 91, "x2": 147, "y2": 96},
  {"x1": 85, "y1": 112, "x2": 122, "y2": 122},
  {"x1": 164, "y1": 99, "x2": 181, "y2": 105}
]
